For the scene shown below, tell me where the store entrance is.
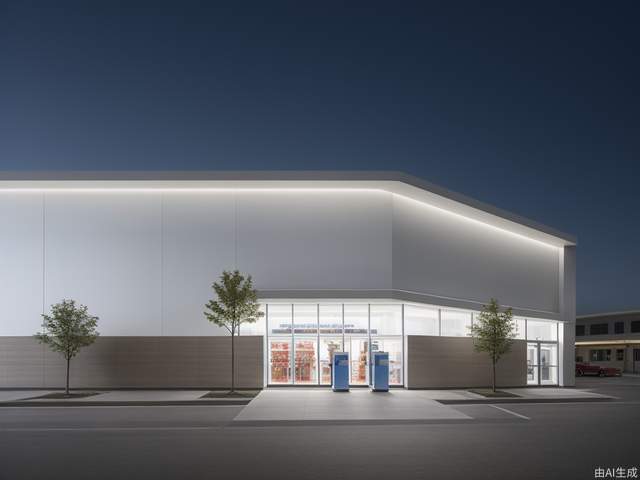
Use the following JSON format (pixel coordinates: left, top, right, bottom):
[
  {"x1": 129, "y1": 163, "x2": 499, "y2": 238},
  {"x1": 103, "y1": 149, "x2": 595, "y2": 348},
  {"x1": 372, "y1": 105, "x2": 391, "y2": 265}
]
[
  {"x1": 527, "y1": 342, "x2": 559, "y2": 385},
  {"x1": 294, "y1": 338, "x2": 317, "y2": 384},
  {"x1": 268, "y1": 336, "x2": 403, "y2": 386},
  {"x1": 319, "y1": 338, "x2": 342, "y2": 385},
  {"x1": 348, "y1": 337, "x2": 369, "y2": 385},
  {"x1": 265, "y1": 302, "x2": 404, "y2": 387}
]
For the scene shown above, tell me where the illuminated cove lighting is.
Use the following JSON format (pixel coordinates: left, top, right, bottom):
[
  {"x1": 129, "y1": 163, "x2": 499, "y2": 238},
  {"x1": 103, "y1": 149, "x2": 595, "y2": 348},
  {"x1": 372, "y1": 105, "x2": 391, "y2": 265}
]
[{"x1": 0, "y1": 186, "x2": 562, "y2": 249}]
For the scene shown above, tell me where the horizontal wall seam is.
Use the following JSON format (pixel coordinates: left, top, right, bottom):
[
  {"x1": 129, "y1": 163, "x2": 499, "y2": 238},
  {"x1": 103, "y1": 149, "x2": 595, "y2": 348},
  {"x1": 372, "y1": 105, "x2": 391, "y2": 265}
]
[{"x1": 257, "y1": 289, "x2": 560, "y2": 320}]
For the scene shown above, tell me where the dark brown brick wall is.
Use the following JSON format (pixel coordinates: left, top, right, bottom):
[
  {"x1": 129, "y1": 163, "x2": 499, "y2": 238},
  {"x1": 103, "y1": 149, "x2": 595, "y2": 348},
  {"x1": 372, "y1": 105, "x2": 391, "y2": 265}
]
[
  {"x1": 407, "y1": 336, "x2": 527, "y2": 388},
  {"x1": 0, "y1": 336, "x2": 263, "y2": 389}
]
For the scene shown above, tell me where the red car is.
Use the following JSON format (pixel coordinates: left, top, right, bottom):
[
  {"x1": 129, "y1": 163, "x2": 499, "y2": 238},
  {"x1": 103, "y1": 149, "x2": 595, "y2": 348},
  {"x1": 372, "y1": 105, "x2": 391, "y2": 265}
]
[{"x1": 576, "y1": 362, "x2": 621, "y2": 377}]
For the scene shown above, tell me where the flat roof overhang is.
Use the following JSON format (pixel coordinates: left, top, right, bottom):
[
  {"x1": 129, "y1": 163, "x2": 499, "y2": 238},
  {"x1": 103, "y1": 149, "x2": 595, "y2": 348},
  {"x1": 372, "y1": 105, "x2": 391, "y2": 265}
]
[
  {"x1": 576, "y1": 340, "x2": 640, "y2": 346},
  {"x1": 0, "y1": 170, "x2": 576, "y2": 248},
  {"x1": 577, "y1": 311, "x2": 640, "y2": 320}
]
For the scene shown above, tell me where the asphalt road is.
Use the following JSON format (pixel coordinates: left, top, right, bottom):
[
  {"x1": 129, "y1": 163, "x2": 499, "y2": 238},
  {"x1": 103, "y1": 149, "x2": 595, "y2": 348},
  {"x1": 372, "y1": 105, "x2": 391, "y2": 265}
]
[{"x1": 1, "y1": 376, "x2": 638, "y2": 480}]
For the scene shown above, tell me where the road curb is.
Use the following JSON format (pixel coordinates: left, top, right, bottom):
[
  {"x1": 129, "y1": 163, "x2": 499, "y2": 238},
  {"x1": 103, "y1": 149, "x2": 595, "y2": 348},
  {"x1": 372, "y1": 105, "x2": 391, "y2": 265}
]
[
  {"x1": 0, "y1": 399, "x2": 252, "y2": 407},
  {"x1": 437, "y1": 397, "x2": 614, "y2": 405}
]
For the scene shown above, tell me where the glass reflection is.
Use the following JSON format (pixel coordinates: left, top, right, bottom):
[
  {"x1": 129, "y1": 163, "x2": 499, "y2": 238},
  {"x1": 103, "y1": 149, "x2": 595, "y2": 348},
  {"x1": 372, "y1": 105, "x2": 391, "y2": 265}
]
[
  {"x1": 371, "y1": 337, "x2": 403, "y2": 385},
  {"x1": 527, "y1": 342, "x2": 539, "y2": 385},
  {"x1": 269, "y1": 338, "x2": 292, "y2": 384},
  {"x1": 540, "y1": 343, "x2": 558, "y2": 385},
  {"x1": 349, "y1": 337, "x2": 369, "y2": 385},
  {"x1": 344, "y1": 305, "x2": 368, "y2": 335},
  {"x1": 293, "y1": 304, "x2": 318, "y2": 334},
  {"x1": 294, "y1": 338, "x2": 317, "y2": 384},
  {"x1": 319, "y1": 337, "x2": 342, "y2": 384},
  {"x1": 319, "y1": 304, "x2": 342, "y2": 334},
  {"x1": 268, "y1": 304, "x2": 292, "y2": 335}
]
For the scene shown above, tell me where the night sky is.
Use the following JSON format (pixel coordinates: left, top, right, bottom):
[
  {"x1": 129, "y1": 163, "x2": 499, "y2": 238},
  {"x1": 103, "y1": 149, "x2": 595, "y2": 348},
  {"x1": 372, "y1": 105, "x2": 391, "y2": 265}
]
[{"x1": 1, "y1": 2, "x2": 638, "y2": 315}]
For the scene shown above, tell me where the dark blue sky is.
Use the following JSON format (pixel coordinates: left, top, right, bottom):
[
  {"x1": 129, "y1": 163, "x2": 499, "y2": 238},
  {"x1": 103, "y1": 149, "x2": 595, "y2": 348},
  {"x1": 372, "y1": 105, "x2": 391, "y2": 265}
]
[{"x1": 1, "y1": 2, "x2": 638, "y2": 314}]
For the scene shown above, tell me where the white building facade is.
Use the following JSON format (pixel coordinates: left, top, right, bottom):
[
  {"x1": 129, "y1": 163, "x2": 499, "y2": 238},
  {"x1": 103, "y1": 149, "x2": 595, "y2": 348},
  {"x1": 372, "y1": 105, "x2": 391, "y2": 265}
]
[{"x1": 0, "y1": 171, "x2": 576, "y2": 388}]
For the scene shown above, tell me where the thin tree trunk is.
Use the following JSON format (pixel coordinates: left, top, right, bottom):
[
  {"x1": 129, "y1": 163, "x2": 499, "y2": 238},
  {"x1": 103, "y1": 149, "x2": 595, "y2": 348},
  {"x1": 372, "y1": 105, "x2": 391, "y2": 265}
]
[
  {"x1": 66, "y1": 357, "x2": 70, "y2": 396},
  {"x1": 231, "y1": 329, "x2": 235, "y2": 394},
  {"x1": 492, "y1": 359, "x2": 496, "y2": 393}
]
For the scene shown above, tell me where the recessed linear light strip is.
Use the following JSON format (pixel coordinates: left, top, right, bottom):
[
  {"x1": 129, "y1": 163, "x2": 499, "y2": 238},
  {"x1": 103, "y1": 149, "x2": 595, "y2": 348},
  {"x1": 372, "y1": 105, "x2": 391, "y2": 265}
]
[
  {"x1": 0, "y1": 187, "x2": 561, "y2": 249},
  {"x1": 0, "y1": 187, "x2": 382, "y2": 193},
  {"x1": 391, "y1": 192, "x2": 561, "y2": 250}
]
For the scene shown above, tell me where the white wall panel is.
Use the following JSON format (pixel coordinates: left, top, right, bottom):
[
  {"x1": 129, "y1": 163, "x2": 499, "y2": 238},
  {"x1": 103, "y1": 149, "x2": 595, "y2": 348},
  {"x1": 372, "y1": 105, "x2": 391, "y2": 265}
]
[
  {"x1": 392, "y1": 195, "x2": 560, "y2": 314},
  {"x1": 0, "y1": 194, "x2": 43, "y2": 335},
  {"x1": 237, "y1": 191, "x2": 393, "y2": 290},
  {"x1": 1, "y1": 189, "x2": 566, "y2": 337},
  {"x1": 44, "y1": 194, "x2": 162, "y2": 335},
  {"x1": 161, "y1": 193, "x2": 235, "y2": 336}
]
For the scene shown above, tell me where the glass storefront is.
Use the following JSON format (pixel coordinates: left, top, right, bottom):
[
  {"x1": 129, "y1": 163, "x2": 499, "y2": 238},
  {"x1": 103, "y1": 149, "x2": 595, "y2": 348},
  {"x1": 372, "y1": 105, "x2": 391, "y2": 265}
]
[
  {"x1": 404, "y1": 305, "x2": 438, "y2": 336},
  {"x1": 264, "y1": 301, "x2": 561, "y2": 387},
  {"x1": 319, "y1": 304, "x2": 342, "y2": 335},
  {"x1": 344, "y1": 304, "x2": 368, "y2": 335},
  {"x1": 527, "y1": 320, "x2": 558, "y2": 342},
  {"x1": 370, "y1": 305, "x2": 402, "y2": 335},
  {"x1": 268, "y1": 304, "x2": 292, "y2": 335},
  {"x1": 441, "y1": 310, "x2": 471, "y2": 337},
  {"x1": 265, "y1": 302, "x2": 404, "y2": 386}
]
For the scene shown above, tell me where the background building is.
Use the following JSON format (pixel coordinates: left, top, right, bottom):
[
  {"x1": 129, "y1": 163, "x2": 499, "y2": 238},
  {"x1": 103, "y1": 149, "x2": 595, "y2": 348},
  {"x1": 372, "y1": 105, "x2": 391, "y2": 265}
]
[
  {"x1": 0, "y1": 171, "x2": 576, "y2": 388},
  {"x1": 575, "y1": 312, "x2": 640, "y2": 374}
]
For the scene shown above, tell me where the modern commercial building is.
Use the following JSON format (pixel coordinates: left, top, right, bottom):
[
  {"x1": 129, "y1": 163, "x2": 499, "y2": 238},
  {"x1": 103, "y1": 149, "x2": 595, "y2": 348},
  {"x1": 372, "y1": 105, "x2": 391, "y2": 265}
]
[
  {"x1": 0, "y1": 171, "x2": 576, "y2": 389},
  {"x1": 575, "y1": 311, "x2": 640, "y2": 374}
]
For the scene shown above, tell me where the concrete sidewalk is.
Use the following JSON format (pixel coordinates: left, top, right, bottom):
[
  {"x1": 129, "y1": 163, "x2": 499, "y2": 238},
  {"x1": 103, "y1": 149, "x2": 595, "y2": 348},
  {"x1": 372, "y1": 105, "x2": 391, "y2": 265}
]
[
  {"x1": 430, "y1": 387, "x2": 613, "y2": 404},
  {"x1": 232, "y1": 387, "x2": 613, "y2": 423},
  {"x1": 0, "y1": 390, "x2": 254, "y2": 407},
  {"x1": 0, "y1": 386, "x2": 613, "y2": 407},
  {"x1": 234, "y1": 388, "x2": 472, "y2": 422}
]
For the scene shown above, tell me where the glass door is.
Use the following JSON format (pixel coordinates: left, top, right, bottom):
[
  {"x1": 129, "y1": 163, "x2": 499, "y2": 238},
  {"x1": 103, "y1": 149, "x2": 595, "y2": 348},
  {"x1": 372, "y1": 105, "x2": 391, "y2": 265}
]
[
  {"x1": 527, "y1": 342, "x2": 558, "y2": 385},
  {"x1": 371, "y1": 337, "x2": 403, "y2": 386},
  {"x1": 527, "y1": 343, "x2": 539, "y2": 385},
  {"x1": 349, "y1": 337, "x2": 369, "y2": 385},
  {"x1": 319, "y1": 337, "x2": 343, "y2": 385},
  {"x1": 539, "y1": 343, "x2": 558, "y2": 385},
  {"x1": 269, "y1": 338, "x2": 292, "y2": 384},
  {"x1": 294, "y1": 338, "x2": 318, "y2": 384}
]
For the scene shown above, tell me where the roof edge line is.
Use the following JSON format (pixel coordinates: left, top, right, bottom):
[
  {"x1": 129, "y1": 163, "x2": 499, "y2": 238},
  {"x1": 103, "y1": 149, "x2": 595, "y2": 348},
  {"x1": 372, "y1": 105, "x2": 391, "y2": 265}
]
[
  {"x1": 577, "y1": 310, "x2": 640, "y2": 319},
  {"x1": 0, "y1": 170, "x2": 576, "y2": 245}
]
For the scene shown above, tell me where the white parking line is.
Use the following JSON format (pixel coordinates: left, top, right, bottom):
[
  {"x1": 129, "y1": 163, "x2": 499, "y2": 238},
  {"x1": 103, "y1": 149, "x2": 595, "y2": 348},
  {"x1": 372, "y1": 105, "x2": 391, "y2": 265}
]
[
  {"x1": 0, "y1": 404, "x2": 245, "y2": 409},
  {"x1": 489, "y1": 404, "x2": 530, "y2": 420},
  {"x1": 0, "y1": 425, "x2": 226, "y2": 432}
]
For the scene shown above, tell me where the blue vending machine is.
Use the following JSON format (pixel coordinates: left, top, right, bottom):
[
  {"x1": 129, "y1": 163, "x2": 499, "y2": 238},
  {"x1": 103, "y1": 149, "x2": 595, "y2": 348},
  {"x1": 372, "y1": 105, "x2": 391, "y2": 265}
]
[
  {"x1": 332, "y1": 352, "x2": 350, "y2": 392},
  {"x1": 371, "y1": 351, "x2": 389, "y2": 392}
]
